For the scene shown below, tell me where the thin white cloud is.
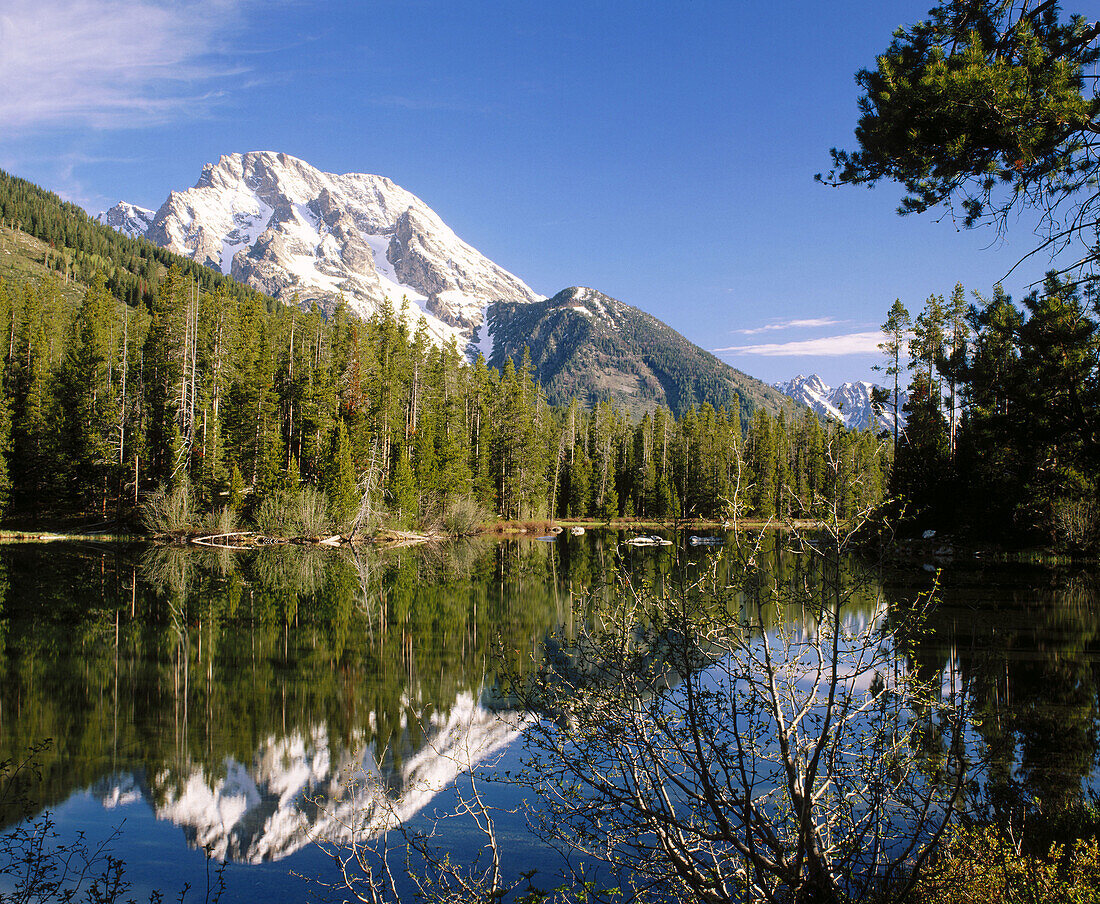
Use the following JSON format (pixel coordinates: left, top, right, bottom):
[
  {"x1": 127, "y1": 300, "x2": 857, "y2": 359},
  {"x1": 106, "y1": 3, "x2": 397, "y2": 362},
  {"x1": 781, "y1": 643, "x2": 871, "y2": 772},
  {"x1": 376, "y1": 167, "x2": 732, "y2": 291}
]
[
  {"x1": 732, "y1": 317, "x2": 845, "y2": 336},
  {"x1": 0, "y1": 0, "x2": 250, "y2": 130},
  {"x1": 714, "y1": 331, "x2": 886, "y2": 357}
]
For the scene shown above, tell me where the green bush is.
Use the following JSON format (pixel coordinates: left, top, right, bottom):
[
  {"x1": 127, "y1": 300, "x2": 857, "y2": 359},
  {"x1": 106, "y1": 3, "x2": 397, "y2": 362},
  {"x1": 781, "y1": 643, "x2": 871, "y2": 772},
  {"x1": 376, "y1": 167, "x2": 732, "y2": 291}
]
[
  {"x1": 252, "y1": 490, "x2": 299, "y2": 536},
  {"x1": 297, "y1": 487, "x2": 331, "y2": 536},
  {"x1": 441, "y1": 497, "x2": 489, "y2": 537},
  {"x1": 1052, "y1": 498, "x2": 1098, "y2": 554},
  {"x1": 913, "y1": 825, "x2": 1100, "y2": 904},
  {"x1": 140, "y1": 482, "x2": 197, "y2": 536},
  {"x1": 252, "y1": 487, "x2": 332, "y2": 537},
  {"x1": 202, "y1": 505, "x2": 238, "y2": 535}
]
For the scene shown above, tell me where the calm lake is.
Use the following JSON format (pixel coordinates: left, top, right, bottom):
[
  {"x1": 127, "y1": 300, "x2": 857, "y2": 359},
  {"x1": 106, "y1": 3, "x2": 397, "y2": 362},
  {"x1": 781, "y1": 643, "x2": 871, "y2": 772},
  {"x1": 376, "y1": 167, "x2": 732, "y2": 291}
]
[{"x1": 0, "y1": 534, "x2": 1097, "y2": 902}]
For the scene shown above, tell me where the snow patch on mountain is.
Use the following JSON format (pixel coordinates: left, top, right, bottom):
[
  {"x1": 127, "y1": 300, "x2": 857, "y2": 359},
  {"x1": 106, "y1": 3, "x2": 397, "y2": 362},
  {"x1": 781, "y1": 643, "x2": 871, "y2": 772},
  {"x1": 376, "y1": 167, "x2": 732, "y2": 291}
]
[
  {"x1": 558, "y1": 286, "x2": 621, "y2": 324},
  {"x1": 104, "y1": 151, "x2": 542, "y2": 350},
  {"x1": 219, "y1": 200, "x2": 274, "y2": 275},
  {"x1": 775, "y1": 374, "x2": 907, "y2": 433},
  {"x1": 469, "y1": 302, "x2": 496, "y2": 362}
]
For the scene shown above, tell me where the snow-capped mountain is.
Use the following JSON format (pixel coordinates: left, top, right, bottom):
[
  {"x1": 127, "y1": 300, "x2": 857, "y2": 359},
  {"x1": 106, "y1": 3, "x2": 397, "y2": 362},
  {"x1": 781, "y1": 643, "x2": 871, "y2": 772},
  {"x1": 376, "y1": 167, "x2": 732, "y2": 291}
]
[
  {"x1": 100, "y1": 151, "x2": 542, "y2": 347},
  {"x1": 96, "y1": 201, "x2": 155, "y2": 238},
  {"x1": 90, "y1": 691, "x2": 526, "y2": 863},
  {"x1": 775, "y1": 374, "x2": 907, "y2": 433}
]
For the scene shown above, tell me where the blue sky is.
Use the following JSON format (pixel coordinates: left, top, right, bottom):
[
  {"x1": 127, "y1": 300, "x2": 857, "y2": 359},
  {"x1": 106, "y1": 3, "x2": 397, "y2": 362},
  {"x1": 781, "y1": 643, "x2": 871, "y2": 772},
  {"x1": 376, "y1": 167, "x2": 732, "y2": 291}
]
[{"x1": 0, "y1": 0, "x2": 1062, "y2": 386}]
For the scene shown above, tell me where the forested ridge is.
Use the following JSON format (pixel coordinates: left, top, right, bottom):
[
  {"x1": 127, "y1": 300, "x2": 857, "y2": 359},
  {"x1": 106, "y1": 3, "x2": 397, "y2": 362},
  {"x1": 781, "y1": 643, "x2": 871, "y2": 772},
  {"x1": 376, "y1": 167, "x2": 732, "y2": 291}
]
[
  {"x1": 0, "y1": 268, "x2": 887, "y2": 530},
  {"x1": 0, "y1": 173, "x2": 887, "y2": 532},
  {"x1": 0, "y1": 168, "x2": 268, "y2": 311},
  {"x1": 488, "y1": 288, "x2": 789, "y2": 419}
]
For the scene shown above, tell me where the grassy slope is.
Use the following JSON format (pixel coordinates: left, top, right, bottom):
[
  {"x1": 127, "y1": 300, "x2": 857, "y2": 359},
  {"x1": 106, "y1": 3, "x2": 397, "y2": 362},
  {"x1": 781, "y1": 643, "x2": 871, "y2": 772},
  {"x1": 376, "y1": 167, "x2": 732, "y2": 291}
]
[{"x1": 0, "y1": 224, "x2": 86, "y2": 307}]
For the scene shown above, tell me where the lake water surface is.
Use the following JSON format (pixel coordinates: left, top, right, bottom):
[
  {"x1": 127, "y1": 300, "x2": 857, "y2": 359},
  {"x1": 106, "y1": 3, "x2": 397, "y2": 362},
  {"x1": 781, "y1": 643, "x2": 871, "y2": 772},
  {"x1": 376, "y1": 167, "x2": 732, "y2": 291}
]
[{"x1": 0, "y1": 534, "x2": 1097, "y2": 902}]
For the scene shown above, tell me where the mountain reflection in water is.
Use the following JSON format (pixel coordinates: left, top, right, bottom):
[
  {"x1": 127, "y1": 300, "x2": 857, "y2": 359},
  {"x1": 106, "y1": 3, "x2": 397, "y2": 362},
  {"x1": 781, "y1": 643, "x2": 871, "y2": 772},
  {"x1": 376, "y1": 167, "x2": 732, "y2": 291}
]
[
  {"x1": 89, "y1": 692, "x2": 525, "y2": 863},
  {"x1": 0, "y1": 535, "x2": 1097, "y2": 886}
]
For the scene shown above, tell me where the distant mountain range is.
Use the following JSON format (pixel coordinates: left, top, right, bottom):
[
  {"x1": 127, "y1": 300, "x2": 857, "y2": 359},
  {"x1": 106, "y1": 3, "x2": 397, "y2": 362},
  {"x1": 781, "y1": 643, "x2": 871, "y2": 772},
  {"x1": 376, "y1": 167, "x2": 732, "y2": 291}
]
[
  {"x1": 774, "y1": 374, "x2": 907, "y2": 433},
  {"x1": 99, "y1": 151, "x2": 786, "y2": 419},
  {"x1": 96, "y1": 200, "x2": 155, "y2": 238}
]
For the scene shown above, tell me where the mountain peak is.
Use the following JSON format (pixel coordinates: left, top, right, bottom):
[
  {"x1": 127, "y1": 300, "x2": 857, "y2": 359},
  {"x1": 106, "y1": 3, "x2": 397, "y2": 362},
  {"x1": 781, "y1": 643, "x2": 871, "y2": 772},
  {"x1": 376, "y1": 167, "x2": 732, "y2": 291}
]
[
  {"x1": 96, "y1": 201, "x2": 155, "y2": 239},
  {"x1": 104, "y1": 151, "x2": 543, "y2": 348},
  {"x1": 487, "y1": 287, "x2": 789, "y2": 418}
]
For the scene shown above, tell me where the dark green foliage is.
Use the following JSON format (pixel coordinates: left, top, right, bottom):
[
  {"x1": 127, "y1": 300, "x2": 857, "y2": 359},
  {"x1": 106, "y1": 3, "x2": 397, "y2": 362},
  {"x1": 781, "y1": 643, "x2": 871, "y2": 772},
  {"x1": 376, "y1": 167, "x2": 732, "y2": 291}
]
[
  {"x1": 55, "y1": 275, "x2": 121, "y2": 512},
  {"x1": 321, "y1": 421, "x2": 359, "y2": 525},
  {"x1": 1000, "y1": 276, "x2": 1100, "y2": 546},
  {"x1": 822, "y1": 0, "x2": 1100, "y2": 242},
  {"x1": 0, "y1": 168, "x2": 266, "y2": 310},
  {"x1": 749, "y1": 409, "x2": 778, "y2": 518},
  {"x1": 0, "y1": 389, "x2": 11, "y2": 519},
  {"x1": 830, "y1": 2, "x2": 1100, "y2": 549},
  {"x1": 388, "y1": 452, "x2": 419, "y2": 527},
  {"x1": 492, "y1": 351, "x2": 550, "y2": 520},
  {"x1": 8, "y1": 279, "x2": 61, "y2": 512},
  {"x1": 884, "y1": 277, "x2": 1099, "y2": 548},
  {"x1": 876, "y1": 298, "x2": 911, "y2": 449},
  {"x1": 893, "y1": 374, "x2": 951, "y2": 527}
]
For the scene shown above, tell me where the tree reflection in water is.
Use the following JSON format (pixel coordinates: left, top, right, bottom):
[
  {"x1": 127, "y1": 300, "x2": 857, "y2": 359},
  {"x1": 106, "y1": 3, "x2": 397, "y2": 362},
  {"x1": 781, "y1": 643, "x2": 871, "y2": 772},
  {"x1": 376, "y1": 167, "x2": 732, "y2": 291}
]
[{"x1": 0, "y1": 537, "x2": 1096, "y2": 896}]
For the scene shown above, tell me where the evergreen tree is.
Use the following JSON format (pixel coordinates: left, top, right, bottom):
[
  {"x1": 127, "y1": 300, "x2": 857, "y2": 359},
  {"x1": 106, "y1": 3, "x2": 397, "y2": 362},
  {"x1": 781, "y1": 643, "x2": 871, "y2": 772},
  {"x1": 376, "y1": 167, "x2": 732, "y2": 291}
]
[
  {"x1": 911, "y1": 292, "x2": 946, "y2": 415},
  {"x1": 388, "y1": 451, "x2": 418, "y2": 527},
  {"x1": 56, "y1": 275, "x2": 120, "y2": 513},
  {"x1": 468, "y1": 354, "x2": 496, "y2": 504},
  {"x1": 142, "y1": 266, "x2": 189, "y2": 486},
  {"x1": 435, "y1": 340, "x2": 473, "y2": 503},
  {"x1": 892, "y1": 369, "x2": 950, "y2": 527},
  {"x1": 9, "y1": 283, "x2": 57, "y2": 508},
  {"x1": 875, "y1": 298, "x2": 911, "y2": 449},
  {"x1": 321, "y1": 421, "x2": 359, "y2": 525},
  {"x1": 774, "y1": 408, "x2": 791, "y2": 518},
  {"x1": 825, "y1": 0, "x2": 1100, "y2": 256},
  {"x1": 566, "y1": 438, "x2": 592, "y2": 518},
  {"x1": 941, "y1": 282, "x2": 971, "y2": 455},
  {"x1": 600, "y1": 475, "x2": 619, "y2": 522},
  {"x1": 0, "y1": 382, "x2": 11, "y2": 518},
  {"x1": 748, "y1": 410, "x2": 778, "y2": 518},
  {"x1": 1011, "y1": 273, "x2": 1099, "y2": 537}
]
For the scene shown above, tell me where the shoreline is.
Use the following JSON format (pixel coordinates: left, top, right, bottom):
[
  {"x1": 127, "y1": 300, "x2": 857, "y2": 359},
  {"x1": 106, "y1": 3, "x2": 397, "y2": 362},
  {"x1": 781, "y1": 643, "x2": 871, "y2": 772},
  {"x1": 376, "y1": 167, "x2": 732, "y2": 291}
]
[
  {"x1": 0, "y1": 524, "x2": 1093, "y2": 565},
  {"x1": 0, "y1": 519, "x2": 824, "y2": 545}
]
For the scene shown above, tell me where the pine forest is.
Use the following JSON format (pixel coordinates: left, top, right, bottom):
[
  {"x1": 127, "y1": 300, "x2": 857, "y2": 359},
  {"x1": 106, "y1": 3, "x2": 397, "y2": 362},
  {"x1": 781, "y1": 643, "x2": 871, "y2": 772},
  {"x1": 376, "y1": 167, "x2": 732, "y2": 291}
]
[{"x1": 0, "y1": 264, "x2": 888, "y2": 533}]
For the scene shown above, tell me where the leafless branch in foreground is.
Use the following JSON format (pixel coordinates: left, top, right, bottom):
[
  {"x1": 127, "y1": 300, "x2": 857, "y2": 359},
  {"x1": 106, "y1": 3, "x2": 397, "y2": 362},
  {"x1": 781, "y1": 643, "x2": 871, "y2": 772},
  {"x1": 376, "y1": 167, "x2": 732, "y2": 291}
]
[{"x1": 506, "y1": 467, "x2": 968, "y2": 904}]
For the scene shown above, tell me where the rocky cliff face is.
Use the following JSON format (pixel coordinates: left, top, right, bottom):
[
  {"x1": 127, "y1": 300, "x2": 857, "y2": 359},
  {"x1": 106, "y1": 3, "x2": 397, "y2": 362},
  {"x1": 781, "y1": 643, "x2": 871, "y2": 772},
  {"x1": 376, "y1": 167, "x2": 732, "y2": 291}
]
[{"x1": 101, "y1": 151, "x2": 542, "y2": 346}]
